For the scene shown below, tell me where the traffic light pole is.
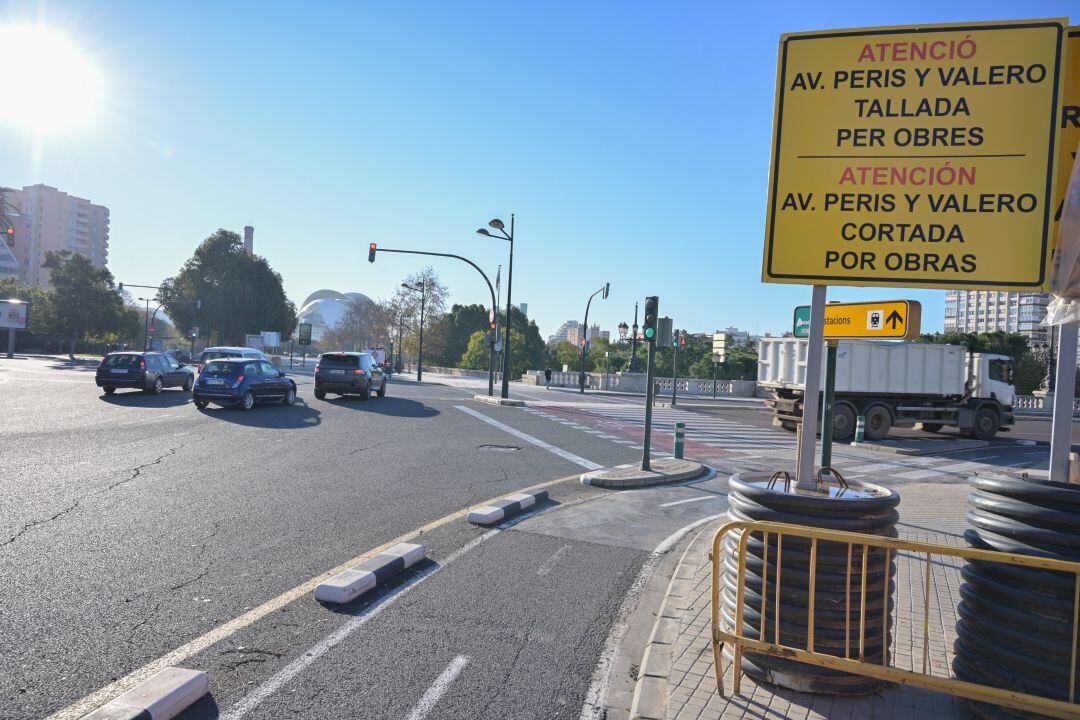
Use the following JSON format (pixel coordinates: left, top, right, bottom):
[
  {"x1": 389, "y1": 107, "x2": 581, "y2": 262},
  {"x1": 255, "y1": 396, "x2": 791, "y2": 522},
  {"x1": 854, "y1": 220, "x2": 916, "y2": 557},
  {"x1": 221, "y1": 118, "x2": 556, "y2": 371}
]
[
  {"x1": 369, "y1": 245, "x2": 497, "y2": 396},
  {"x1": 671, "y1": 337, "x2": 678, "y2": 406},
  {"x1": 642, "y1": 338, "x2": 657, "y2": 472}
]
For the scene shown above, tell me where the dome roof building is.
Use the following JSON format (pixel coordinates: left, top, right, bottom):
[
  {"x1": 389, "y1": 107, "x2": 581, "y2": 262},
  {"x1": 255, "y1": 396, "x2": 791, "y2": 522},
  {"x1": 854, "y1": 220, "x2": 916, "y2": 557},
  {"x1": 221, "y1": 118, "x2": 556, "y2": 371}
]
[{"x1": 296, "y1": 290, "x2": 375, "y2": 342}]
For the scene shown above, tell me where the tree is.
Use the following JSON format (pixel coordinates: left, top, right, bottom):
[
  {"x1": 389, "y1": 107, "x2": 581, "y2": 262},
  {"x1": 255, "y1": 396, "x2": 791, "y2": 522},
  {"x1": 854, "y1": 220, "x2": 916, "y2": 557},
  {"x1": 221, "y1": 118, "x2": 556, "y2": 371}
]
[
  {"x1": 459, "y1": 330, "x2": 491, "y2": 370},
  {"x1": 161, "y1": 229, "x2": 297, "y2": 346},
  {"x1": 428, "y1": 303, "x2": 488, "y2": 367},
  {"x1": 384, "y1": 267, "x2": 449, "y2": 359},
  {"x1": 322, "y1": 296, "x2": 381, "y2": 351},
  {"x1": 42, "y1": 251, "x2": 128, "y2": 355},
  {"x1": 549, "y1": 341, "x2": 580, "y2": 371},
  {"x1": 503, "y1": 305, "x2": 548, "y2": 375}
]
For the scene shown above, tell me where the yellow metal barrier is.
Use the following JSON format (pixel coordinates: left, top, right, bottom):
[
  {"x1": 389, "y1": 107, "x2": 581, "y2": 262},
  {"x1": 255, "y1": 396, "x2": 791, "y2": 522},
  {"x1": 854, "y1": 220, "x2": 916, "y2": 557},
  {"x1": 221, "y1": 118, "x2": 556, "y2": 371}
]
[{"x1": 711, "y1": 520, "x2": 1080, "y2": 719}]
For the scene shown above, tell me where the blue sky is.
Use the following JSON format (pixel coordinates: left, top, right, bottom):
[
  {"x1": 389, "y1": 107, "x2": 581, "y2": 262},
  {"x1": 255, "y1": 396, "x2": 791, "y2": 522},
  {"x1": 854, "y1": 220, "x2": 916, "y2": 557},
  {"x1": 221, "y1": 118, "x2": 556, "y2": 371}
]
[{"x1": 0, "y1": 1, "x2": 1071, "y2": 339}]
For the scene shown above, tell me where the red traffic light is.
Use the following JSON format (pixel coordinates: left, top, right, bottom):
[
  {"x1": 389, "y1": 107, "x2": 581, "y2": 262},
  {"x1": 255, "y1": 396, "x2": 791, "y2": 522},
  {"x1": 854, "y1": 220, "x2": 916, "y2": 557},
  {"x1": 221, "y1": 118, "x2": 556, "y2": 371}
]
[
  {"x1": 368, "y1": 243, "x2": 377, "y2": 263},
  {"x1": 490, "y1": 321, "x2": 497, "y2": 330},
  {"x1": 5, "y1": 227, "x2": 12, "y2": 234}
]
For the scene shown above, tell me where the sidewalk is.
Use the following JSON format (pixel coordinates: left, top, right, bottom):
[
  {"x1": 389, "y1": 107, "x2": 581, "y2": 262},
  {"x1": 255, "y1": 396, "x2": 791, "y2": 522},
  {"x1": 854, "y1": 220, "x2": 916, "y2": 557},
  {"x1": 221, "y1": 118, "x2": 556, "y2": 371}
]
[{"x1": 640, "y1": 482, "x2": 973, "y2": 720}]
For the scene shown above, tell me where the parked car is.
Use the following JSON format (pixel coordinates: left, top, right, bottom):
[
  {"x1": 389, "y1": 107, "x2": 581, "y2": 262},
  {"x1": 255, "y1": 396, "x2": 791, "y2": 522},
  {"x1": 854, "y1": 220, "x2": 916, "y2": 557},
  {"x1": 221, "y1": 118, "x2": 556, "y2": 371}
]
[
  {"x1": 96, "y1": 351, "x2": 195, "y2": 395},
  {"x1": 314, "y1": 352, "x2": 386, "y2": 400},
  {"x1": 193, "y1": 358, "x2": 297, "y2": 410},
  {"x1": 195, "y1": 346, "x2": 269, "y2": 374}
]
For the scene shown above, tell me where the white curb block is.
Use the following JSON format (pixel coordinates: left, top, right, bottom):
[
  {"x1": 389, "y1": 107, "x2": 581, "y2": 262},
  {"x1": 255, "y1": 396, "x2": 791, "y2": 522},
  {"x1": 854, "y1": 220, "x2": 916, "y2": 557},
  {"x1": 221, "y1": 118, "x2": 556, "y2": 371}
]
[
  {"x1": 80, "y1": 667, "x2": 208, "y2": 720},
  {"x1": 314, "y1": 542, "x2": 426, "y2": 604},
  {"x1": 467, "y1": 490, "x2": 548, "y2": 526}
]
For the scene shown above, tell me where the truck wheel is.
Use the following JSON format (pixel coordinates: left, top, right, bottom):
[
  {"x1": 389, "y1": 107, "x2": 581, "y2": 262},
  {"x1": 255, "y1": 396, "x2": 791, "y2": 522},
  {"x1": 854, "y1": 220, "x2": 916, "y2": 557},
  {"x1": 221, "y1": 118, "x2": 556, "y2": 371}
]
[
  {"x1": 920, "y1": 423, "x2": 944, "y2": 433},
  {"x1": 833, "y1": 403, "x2": 856, "y2": 441},
  {"x1": 973, "y1": 407, "x2": 1000, "y2": 441},
  {"x1": 864, "y1": 405, "x2": 892, "y2": 441},
  {"x1": 779, "y1": 420, "x2": 797, "y2": 433}
]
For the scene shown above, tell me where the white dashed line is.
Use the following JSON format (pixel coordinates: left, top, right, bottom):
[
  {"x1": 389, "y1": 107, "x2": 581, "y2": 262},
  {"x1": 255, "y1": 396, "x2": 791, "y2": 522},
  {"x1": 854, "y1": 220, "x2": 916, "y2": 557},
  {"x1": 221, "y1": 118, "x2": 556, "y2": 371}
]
[
  {"x1": 454, "y1": 405, "x2": 603, "y2": 471},
  {"x1": 659, "y1": 496, "x2": 718, "y2": 508},
  {"x1": 404, "y1": 655, "x2": 471, "y2": 720}
]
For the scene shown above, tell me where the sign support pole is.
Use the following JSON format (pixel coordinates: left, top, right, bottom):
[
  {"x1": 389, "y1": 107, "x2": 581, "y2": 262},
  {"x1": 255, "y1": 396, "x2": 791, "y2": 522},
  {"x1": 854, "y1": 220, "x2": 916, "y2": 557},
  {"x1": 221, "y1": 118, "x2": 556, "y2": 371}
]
[
  {"x1": 797, "y1": 285, "x2": 827, "y2": 488},
  {"x1": 820, "y1": 340, "x2": 838, "y2": 469},
  {"x1": 6, "y1": 328, "x2": 15, "y2": 359},
  {"x1": 1050, "y1": 321, "x2": 1079, "y2": 481}
]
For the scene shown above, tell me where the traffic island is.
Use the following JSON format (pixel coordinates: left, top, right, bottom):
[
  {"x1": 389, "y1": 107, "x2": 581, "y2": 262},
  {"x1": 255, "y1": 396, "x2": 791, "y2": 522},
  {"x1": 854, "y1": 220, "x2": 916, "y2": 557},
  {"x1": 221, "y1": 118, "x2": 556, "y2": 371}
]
[
  {"x1": 582, "y1": 457, "x2": 707, "y2": 489},
  {"x1": 473, "y1": 394, "x2": 525, "y2": 407}
]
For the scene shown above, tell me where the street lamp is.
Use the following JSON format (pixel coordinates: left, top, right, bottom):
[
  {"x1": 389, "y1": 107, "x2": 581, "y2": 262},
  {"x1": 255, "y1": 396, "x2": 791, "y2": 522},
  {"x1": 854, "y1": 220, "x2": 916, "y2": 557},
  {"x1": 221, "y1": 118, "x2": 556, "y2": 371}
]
[
  {"x1": 402, "y1": 282, "x2": 426, "y2": 382},
  {"x1": 477, "y1": 215, "x2": 514, "y2": 399},
  {"x1": 620, "y1": 302, "x2": 643, "y2": 373},
  {"x1": 579, "y1": 282, "x2": 610, "y2": 393}
]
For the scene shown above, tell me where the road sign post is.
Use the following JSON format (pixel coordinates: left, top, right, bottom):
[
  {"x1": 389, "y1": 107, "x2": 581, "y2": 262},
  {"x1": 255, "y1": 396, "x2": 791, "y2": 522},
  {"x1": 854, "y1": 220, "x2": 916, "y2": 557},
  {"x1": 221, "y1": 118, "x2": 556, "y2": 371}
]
[
  {"x1": 820, "y1": 341, "x2": 838, "y2": 468},
  {"x1": 797, "y1": 285, "x2": 828, "y2": 488}
]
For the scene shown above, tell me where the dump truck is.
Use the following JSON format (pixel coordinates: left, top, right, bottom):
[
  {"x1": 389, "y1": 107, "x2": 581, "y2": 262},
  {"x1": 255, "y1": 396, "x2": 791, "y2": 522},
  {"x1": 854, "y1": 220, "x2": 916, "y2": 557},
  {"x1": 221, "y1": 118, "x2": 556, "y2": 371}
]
[{"x1": 757, "y1": 338, "x2": 1016, "y2": 441}]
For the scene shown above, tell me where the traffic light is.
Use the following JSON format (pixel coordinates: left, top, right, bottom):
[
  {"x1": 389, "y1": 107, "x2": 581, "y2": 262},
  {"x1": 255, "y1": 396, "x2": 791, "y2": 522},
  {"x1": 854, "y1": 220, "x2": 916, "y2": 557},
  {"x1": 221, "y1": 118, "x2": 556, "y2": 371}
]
[
  {"x1": 368, "y1": 243, "x2": 377, "y2": 263},
  {"x1": 602, "y1": 282, "x2": 610, "y2": 300},
  {"x1": 118, "y1": 282, "x2": 124, "y2": 293},
  {"x1": 679, "y1": 333, "x2": 686, "y2": 347},
  {"x1": 4, "y1": 226, "x2": 13, "y2": 247},
  {"x1": 643, "y1": 296, "x2": 659, "y2": 342}
]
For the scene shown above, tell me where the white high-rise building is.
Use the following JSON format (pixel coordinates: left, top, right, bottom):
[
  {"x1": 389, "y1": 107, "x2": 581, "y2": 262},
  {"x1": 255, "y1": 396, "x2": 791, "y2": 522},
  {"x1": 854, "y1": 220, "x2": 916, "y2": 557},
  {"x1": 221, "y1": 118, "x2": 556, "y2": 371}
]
[{"x1": 944, "y1": 290, "x2": 1049, "y2": 345}]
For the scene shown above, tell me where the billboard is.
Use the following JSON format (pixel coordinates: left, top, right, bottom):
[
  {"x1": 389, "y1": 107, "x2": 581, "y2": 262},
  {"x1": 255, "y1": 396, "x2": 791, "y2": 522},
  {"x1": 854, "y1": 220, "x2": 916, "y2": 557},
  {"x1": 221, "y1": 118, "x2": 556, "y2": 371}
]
[{"x1": 0, "y1": 300, "x2": 29, "y2": 330}]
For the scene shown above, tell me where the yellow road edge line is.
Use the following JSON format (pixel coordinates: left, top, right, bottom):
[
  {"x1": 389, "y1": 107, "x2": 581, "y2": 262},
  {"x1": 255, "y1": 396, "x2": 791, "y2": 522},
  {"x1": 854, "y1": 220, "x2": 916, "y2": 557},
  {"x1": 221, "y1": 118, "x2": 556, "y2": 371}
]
[{"x1": 46, "y1": 471, "x2": 582, "y2": 720}]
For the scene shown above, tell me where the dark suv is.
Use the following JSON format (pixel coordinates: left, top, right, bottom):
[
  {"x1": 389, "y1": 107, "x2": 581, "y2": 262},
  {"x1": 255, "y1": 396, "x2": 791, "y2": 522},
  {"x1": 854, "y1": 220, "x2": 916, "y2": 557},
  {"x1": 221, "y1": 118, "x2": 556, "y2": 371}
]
[
  {"x1": 96, "y1": 351, "x2": 194, "y2": 395},
  {"x1": 314, "y1": 352, "x2": 386, "y2": 400}
]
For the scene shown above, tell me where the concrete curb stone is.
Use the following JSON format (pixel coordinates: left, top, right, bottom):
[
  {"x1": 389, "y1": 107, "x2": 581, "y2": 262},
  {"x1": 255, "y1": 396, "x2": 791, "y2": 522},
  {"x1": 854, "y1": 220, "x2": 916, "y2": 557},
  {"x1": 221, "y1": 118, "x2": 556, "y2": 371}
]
[
  {"x1": 582, "y1": 458, "x2": 706, "y2": 489},
  {"x1": 314, "y1": 542, "x2": 426, "y2": 604},
  {"x1": 473, "y1": 394, "x2": 525, "y2": 407},
  {"x1": 79, "y1": 667, "x2": 208, "y2": 720},
  {"x1": 467, "y1": 490, "x2": 548, "y2": 525}
]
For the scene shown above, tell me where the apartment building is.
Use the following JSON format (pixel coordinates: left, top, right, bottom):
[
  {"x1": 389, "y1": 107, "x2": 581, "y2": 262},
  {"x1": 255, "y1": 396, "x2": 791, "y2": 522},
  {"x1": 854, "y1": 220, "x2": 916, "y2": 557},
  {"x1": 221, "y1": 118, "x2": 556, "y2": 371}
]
[
  {"x1": 9, "y1": 184, "x2": 110, "y2": 289},
  {"x1": 944, "y1": 290, "x2": 1049, "y2": 345}
]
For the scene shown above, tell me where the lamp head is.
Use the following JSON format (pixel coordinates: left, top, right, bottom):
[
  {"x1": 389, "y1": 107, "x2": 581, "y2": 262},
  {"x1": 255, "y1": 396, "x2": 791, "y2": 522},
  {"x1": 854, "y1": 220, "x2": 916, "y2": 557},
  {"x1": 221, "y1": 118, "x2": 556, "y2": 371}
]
[
  {"x1": 488, "y1": 219, "x2": 505, "y2": 231},
  {"x1": 476, "y1": 228, "x2": 491, "y2": 237}
]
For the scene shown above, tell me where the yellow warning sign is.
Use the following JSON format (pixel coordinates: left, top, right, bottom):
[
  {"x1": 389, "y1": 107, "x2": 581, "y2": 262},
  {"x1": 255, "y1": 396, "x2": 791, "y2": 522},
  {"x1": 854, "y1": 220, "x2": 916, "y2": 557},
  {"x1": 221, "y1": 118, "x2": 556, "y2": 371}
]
[
  {"x1": 763, "y1": 19, "x2": 1068, "y2": 290},
  {"x1": 1054, "y1": 28, "x2": 1080, "y2": 242},
  {"x1": 793, "y1": 300, "x2": 921, "y2": 340}
]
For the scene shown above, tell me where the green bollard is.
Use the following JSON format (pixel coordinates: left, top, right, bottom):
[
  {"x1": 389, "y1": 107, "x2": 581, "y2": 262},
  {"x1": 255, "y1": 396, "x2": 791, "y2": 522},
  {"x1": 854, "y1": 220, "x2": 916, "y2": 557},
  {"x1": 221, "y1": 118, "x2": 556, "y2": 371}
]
[
  {"x1": 674, "y1": 422, "x2": 685, "y2": 459},
  {"x1": 852, "y1": 415, "x2": 865, "y2": 445}
]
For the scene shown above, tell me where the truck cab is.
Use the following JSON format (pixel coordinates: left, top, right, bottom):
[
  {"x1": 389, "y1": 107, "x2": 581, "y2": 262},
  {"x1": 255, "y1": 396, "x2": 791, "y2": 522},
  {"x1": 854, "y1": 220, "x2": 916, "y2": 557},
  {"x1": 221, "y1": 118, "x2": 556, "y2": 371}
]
[{"x1": 970, "y1": 353, "x2": 1016, "y2": 407}]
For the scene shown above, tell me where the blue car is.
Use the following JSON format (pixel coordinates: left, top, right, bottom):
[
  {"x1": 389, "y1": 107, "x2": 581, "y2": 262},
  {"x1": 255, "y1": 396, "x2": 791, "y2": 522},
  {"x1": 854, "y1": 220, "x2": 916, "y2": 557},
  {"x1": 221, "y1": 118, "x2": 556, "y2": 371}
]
[{"x1": 193, "y1": 358, "x2": 296, "y2": 410}]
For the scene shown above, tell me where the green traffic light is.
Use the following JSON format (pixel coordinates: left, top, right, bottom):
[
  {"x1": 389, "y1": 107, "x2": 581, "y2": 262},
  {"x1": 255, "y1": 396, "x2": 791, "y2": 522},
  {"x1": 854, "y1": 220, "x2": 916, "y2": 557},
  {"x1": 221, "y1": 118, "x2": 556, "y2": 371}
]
[{"x1": 644, "y1": 327, "x2": 655, "y2": 339}]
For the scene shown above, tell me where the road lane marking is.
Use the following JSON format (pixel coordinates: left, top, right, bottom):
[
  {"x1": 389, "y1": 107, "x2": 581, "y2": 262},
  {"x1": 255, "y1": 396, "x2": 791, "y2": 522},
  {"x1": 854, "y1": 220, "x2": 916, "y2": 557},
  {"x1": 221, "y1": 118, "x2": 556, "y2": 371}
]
[
  {"x1": 454, "y1": 405, "x2": 603, "y2": 470},
  {"x1": 220, "y1": 535, "x2": 492, "y2": 720},
  {"x1": 404, "y1": 655, "x2": 471, "y2": 720},
  {"x1": 659, "y1": 496, "x2": 717, "y2": 508},
  {"x1": 536, "y1": 544, "x2": 573, "y2": 576},
  {"x1": 45, "y1": 471, "x2": 582, "y2": 720}
]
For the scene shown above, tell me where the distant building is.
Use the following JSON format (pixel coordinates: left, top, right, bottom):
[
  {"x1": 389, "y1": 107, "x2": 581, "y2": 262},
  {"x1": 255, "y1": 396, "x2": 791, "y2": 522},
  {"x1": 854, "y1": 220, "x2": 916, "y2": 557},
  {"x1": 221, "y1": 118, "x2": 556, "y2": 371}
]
[
  {"x1": 7, "y1": 184, "x2": 110, "y2": 290},
  {"x1": 296, "y1": 289, "x2": 375, "y2": 343},
  {"x1": 243, "y1": 225, "x2": 254, "y2": 254},
  {"x1": 588, "y1": 323, "x2": 610, "y2": 343},
  {"x1": 548, "y1": 319, "x2": 581, "y2": 345},
  {"x1": 519, "y1": 302, "x2": 528, "y2": 317},
  {"x1": 717, "y1": 326, "x2": 752, "y2": 348},
  {"x1": 945, "y1": 290, "x2": 1049, "y2": 345}
]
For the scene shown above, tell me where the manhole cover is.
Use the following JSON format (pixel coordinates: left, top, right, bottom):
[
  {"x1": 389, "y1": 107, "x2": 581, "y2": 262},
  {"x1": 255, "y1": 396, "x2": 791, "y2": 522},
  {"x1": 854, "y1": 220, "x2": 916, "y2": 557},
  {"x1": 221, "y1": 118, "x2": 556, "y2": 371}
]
[{"x1": 478, "y1": 444, "x2": 521, "y2": 453}]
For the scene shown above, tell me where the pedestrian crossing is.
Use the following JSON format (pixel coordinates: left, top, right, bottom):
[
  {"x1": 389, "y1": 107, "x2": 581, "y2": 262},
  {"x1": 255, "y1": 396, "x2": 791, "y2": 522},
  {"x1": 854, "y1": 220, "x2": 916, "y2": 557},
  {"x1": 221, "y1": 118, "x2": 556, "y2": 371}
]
[{"x1": 521, "y1": 402, "x2": 795, "y2": 457}]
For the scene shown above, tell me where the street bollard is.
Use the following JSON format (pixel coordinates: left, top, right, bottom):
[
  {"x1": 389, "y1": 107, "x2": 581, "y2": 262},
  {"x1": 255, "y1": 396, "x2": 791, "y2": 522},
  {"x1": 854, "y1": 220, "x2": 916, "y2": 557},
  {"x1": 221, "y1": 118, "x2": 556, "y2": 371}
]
[
  {"x1": 674, "y1": 422, "x2": 685, "y2": 459},
  {"x1": 852, "y1": 415, "x2": 865, "y2": 445}
]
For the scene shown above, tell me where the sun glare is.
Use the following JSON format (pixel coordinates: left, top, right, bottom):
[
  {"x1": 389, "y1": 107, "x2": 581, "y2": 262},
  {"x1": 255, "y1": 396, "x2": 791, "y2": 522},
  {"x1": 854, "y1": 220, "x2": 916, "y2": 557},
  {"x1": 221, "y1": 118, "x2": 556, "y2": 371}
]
[{"x1": 0, "y1": 24, "x2": 102, "y2": 134}]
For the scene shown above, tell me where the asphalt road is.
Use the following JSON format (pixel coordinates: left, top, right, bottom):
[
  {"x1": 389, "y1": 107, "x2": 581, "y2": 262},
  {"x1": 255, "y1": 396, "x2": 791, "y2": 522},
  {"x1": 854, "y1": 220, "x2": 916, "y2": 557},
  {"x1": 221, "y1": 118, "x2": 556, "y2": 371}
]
[
  {"x1": 3, "y1": 357, "x2": 1070, "y2": 719},
  {"x1": 0, "y1": 357, "x2": 725, "y2": 720}
]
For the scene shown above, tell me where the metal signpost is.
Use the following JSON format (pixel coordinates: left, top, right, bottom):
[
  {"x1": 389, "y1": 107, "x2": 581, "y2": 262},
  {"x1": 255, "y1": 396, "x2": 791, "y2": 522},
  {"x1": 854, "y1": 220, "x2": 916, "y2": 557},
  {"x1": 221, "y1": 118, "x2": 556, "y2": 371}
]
[
  {"x1": 762, "y1": 20, "x2": 1065, "y2": 488},
  {"x1": 1048, "y1": 29, "x2": 1080, "y2": 482}
]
